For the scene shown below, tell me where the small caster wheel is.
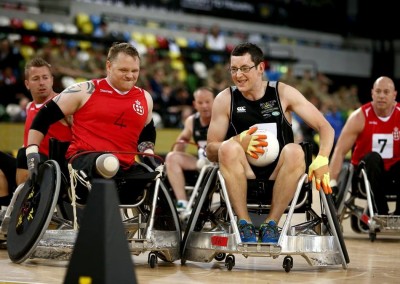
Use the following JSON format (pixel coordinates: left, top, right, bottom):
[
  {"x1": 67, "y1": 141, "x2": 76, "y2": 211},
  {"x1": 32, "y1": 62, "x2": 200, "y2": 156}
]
[
  {"x1": 225, "y1": 254, "x2": 235, "y2": 271},
  {"x1": 369, "y1": 232, "x2": 376, "y2": 242},
  {"x1": 283, "y1": 256, "x2": 293, "y2": 273},
  {"x1": 214, "y1": 252, "x2": 226, "y2": 261},
  {"x1": 148, "y1": 253, "x2": 157, "y2": 268}
]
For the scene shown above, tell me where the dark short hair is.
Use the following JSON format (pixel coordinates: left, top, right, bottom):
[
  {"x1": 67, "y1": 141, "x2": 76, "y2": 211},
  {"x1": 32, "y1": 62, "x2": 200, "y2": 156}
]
[
  {"x1": 107, "y1": 42, "x2": 140, "y2": 62},
  {"x1": 24, "y1": 57, "x2": 52, "y2": 78},
  {"x1": 231, "y1": 42, "x2": 264, "y2": 66}
]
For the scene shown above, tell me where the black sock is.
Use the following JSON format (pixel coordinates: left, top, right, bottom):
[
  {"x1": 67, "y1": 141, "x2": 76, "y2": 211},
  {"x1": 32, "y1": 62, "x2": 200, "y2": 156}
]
[{"x1": 0, "y1": 195, "x2": 11, "y2": 206}]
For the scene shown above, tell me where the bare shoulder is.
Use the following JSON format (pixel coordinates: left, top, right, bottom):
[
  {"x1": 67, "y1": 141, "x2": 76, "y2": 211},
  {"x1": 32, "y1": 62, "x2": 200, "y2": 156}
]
[
  {"x1": 276, "y1": 81, "x2": 304, "y2": 112},
  {"x1": 347, "y1": 107, "x2": 364, "y2": 122},
  {"x1": 214, "y1": 88, "x2": 231, "y2": 107},
  {"x1": 185, "y1": 114, "x2": 195, "y2": 129},
  {"x1": 64, "y1": 81, "x2": 95, "y2": 94},
  {"x1": 143, "y1": 89, "x2": 153, "y2": 101},
  {"x1": 278, "y1": 81, "x2": 302, "y2": 98},
  {"x1": 344, "y1": 107, "x2": 365, "y2": 132},
  {"x1": 54, "y1": 81, "x2": 94, "y2": 103}
]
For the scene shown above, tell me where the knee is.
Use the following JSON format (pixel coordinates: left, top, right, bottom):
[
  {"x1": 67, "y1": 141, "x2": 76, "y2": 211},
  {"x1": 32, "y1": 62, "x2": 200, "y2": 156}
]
[
  {"x1": 218, "y1": 140, "x2": 243, "y2": 165},
  {"x1": 165, "y1": 151, "x2": 181, "y2": 169},
  {"x1": 281, "y1": 144, "x2": 305, "y2": 171},
  {"x1": 165, "y1": 152, "x2": 174, "y2": 166}
]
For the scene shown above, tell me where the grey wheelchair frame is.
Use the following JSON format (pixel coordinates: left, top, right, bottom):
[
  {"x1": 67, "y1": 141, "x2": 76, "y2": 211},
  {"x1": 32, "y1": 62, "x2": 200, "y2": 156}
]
[
  {"x1": 1, "y1": 138, "x2": 181, "y2": 267},
  {"x1": 335, "y1": 162, "x2": 400, "y2": 242},
  {"x1": 181, "y1": 142, "x2": 349, "y2": 272},
  {"x1": 164, "y1": 141, "x2": 217, "y2": 227}
]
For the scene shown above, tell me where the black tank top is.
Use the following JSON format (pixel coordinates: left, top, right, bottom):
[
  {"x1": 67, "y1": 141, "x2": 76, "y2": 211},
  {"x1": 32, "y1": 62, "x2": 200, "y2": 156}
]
[
  {"x1": 226, "y1": 81, "x2": 294, "y2": 175},
  {"x1": 192, "y1": 112, "x2": 208, "y2": 147}
]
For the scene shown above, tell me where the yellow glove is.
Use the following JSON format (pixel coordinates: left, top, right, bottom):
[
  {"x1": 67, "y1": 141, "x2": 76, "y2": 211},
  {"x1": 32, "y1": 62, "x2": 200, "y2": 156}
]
[
  {"x1": 308, "y1": 155, "x2": 332, "y2": 194},
  {"x1": 231, "y1": 126, "x2": 268, "y2": 159}
]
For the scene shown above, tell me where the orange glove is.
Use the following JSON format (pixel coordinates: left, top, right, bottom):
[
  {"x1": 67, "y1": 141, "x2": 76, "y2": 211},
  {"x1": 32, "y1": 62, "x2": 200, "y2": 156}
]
[
  {"x1": 231, "y1": 126, "x2": 268, "y2": 159},
  {"x1": 308, "y1": 155, "x2": 332, "y2": 194}
]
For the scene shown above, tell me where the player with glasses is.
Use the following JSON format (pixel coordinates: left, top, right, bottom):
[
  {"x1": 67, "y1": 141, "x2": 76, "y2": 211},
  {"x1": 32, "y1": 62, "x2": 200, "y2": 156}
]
[
  {"x1": 206, "y1": 42, "x2": 334, "y2": 243},
  {"x1": 229, "y1": 65, "x2": 257, "y2": 74}
]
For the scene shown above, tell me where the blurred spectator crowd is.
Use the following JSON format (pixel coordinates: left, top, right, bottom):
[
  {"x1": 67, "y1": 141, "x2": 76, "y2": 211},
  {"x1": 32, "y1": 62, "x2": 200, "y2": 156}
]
[{"x1": 0, "y1": 2, "x2": 361, "y2": 144}]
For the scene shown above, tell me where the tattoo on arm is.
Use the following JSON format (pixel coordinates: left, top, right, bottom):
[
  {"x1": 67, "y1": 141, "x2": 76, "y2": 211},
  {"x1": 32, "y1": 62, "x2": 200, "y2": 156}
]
[
  {"x1": 62, "y1": 81, "x2": 95, "y2": 95},
  {"x1": 86, "y1": 81, "x2": 95, "y2": 94},
  {"x1": 54, "y1": 81, "x2": 95, "y2": 103}
]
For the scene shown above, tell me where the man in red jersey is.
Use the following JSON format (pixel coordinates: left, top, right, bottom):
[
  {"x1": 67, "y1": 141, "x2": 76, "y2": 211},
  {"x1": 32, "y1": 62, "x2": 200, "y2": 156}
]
[
  {"x1": 0, "y1": 57, "x2": 72, "y2": 207},
  {"x1": 25, "y1": 42, "x2": 158, "y2": 204},
  {"x1": 330, "y1": 76, "x2": 400, "y2": 215}
]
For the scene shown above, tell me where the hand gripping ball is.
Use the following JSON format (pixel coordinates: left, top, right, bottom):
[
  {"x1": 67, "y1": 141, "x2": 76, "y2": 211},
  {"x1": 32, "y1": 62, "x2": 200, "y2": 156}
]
[{"x1": 246, "y1": 130, "x2": 280, "y2": 167}]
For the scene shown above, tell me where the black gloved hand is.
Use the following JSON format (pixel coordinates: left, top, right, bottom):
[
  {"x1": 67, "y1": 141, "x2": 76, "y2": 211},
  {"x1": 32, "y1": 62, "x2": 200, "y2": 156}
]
[
  {"x1": 142, "y1": 155, "x2": 162, "y2": 170},
  {"x1": 26, "y1": 145, "x2": 40, "y2": 184}
]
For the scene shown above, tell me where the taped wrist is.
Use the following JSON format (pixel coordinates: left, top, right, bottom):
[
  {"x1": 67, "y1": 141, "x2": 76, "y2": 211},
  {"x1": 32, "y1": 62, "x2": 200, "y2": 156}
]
[
  {"x1": 138, "y1": 141, "x2": 155, "y2": 153},
  {"x1": 31, "y1": 100, "x2": 65, "y2": 136},
  {"x1": 26, "y1": 144, "x2": 39, "y2": 155}
]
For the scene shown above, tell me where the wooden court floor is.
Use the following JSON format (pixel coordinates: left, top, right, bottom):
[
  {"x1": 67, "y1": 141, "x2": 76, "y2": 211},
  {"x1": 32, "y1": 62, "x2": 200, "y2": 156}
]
[{"x1": 0, "y1": 190, "x2": 399, "y2": 284}]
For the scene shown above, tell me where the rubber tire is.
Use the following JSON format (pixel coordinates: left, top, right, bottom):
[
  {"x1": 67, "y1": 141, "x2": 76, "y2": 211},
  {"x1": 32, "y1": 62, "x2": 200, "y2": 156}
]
[
  {"x1": 326, "y1": 194, "x2": 350, "y2": 264},
  {"x1": 7, "y1": 161, "x2": 61, "y2": 263}
]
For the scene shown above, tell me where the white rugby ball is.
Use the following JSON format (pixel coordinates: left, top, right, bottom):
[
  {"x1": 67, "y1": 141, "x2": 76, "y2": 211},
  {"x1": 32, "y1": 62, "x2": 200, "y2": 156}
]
[{"x1": 246, "y1": 130, "x2": 280, "y2": 167}]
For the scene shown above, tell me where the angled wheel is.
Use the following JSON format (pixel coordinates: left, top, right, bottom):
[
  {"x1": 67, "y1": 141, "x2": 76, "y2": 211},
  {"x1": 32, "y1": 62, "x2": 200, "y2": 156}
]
[
  {"x1": 225, "y1": 254, "x2": 235, "y2": 271},
  {"x1": 325, "y1": 194, "x2": 350, "y2": 264},
  {"x1": 181, "y1": 166, "x2": 218, "y2": 258},
  {"x1": 283, "y1": 256, "x2": 293, "y2": 273},
  {"x1": 7, "y1": 160, "x2": 61, "y2": 263},
  {"x1": 148, "y1": 252, "x2": 157, "y2": 268},
  {"x1": 369, "y1": 232, "x2": 376, "y2": 242}
]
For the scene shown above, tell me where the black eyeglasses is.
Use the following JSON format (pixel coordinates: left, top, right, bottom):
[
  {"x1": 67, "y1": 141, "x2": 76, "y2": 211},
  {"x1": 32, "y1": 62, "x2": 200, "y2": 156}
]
[{"x1": 229, "y1": 65, "x2": 256, "y2": 75}]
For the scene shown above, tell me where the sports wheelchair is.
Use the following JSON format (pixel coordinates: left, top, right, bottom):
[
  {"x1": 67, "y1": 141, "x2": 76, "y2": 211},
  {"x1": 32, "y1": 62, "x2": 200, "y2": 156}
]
[
  {"x1": 335, "y1": 161, "x2": 400, "y2": 242},
  {"x1": 181, "y1": 142, "x2": 349, "y2": 272},
  {"x1": 0, "y1": 138, "x2": 181, "y2": 267},
  {"x1": 164, "y1": 140, "x2": 217, "y2": 228}
]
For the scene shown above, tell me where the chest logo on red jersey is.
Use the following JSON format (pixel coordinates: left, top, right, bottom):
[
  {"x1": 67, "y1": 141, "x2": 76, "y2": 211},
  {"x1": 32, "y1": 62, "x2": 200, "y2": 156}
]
[
  {"x1": 133, "y1": 100, "x2": 144, "y2": 116},
  {"x1": 394, "y1": 127, "x2": 400, "y2": 141}
]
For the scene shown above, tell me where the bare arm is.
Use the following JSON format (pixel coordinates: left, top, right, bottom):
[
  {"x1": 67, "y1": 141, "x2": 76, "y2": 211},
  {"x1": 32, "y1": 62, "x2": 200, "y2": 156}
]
[
  {"x1": 144, "y1": 90, "x2": 154, "y2": 125},
  {"x1": 280, "y1": 82, "x2": 334, "y2": 157},
  {"x1": 206, "y1": 89, "x2": 231, "y2": 162},
  {"x1": 330, "y1": 108, "x2": 364, "y2": 180},
  {"x1": 27, "y1": 81, "x2": 93, "y2": 147},
  {"x1": 173, "y1": 115, "x2": 194, "y2": 152}
]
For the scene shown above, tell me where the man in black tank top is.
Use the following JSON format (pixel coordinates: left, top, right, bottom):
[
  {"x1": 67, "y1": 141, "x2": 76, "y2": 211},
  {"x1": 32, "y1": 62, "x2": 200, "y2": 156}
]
[
  {"x1": 206, "y1": 42, "x2": 334, "y2": 243},
  {"x1": 165, "y1": 87, "x2": 215, "y2": 211}
]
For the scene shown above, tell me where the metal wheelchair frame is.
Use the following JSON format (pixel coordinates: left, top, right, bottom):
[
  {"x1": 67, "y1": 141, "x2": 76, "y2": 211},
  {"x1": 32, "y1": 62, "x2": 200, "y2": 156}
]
[
  {"x1": 335, "y1": 163, "x2": 400, "y2": 242},
  {"x1": 1, "y1": 139, "x2": 182, "y2": 267},
  {"x1": 181, "y1": 143, "x2": 349, "y2": 272}
]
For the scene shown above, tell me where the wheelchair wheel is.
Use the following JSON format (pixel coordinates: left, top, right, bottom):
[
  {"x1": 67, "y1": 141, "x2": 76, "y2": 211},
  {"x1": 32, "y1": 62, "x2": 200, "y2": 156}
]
[
  {"x1": 181, "y1": 166, "x2": 219, "y2": 257},
  {"x1": 334, "y1": 165, "x2": 351, "y2": 211},
  {"x1": 7, "y1": 160, "x2": 61, "y2": 263},
  {"x1": 325, "y1": 194, "x2": 350, "y2": 264}
]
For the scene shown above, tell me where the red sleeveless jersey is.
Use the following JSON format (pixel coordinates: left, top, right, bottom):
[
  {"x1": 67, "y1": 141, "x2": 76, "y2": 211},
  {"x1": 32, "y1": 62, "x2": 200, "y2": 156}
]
[
  {"x1": 24, "y1": 98, "x2": 72, "y2": 157},
  {"x1": 351, "y1": 102, "x2": 400, "y2": 171},
  {"x1": 66, "y1": 79, "x2": 148, "y2": 169}
]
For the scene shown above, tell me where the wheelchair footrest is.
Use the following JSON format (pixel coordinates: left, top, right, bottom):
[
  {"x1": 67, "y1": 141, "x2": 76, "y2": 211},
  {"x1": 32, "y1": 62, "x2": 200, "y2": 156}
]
[
  {"x1": 372, "y1": 215, "x2": 400, "y2": 230},
  {"x1": 237, "y1": 243, "x2": 282, "y2": 256},
  {"x1": 30, "y1": 230, "x2": 77, "y2": 261}
]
